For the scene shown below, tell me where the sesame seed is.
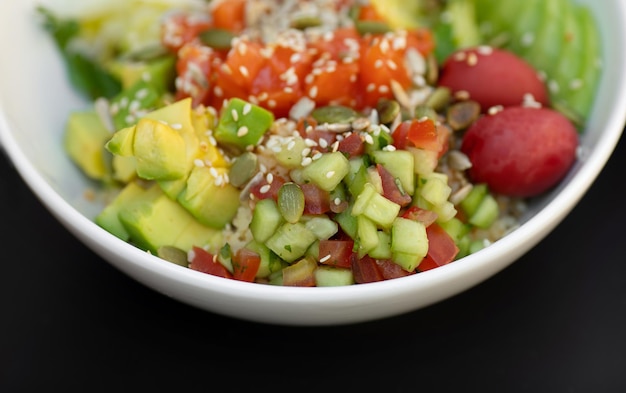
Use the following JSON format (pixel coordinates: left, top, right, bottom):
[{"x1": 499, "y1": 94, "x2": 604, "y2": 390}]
[
  {"x1": 231, "y1": 109, "x2": 239, "y2": 121},
  {"x1": 467, "y1": 53, "x2": 478, "y2": 66},
  {"x1": 268, "y1": 99, "x2": 277, "y2": 108},
  {"x1": 334, "y1": 198, "x2": 341, "y2": 205},
  {"x1": 378, "y1": 85, "x2": 389, "y2": 93},
  {"x1": 319, "y1": 254, "x2": 332, "y2": 263},
  {"x1": 136, "y1": 88, "x2": 149, "y2": 100},
  {"x1": 318, "y1": 138, "x2": 328, "y2": 148},
  {"x1": 266, "y1": 173, "x2": 274, "y2": 184},
  {"x1": 209, "y1": 167, "x2": 219, "y2": 178},
  {"x1": 374, "y1": 59, "x2": 384, "y2": 68},
  {"x1": 301, "y1": 157, "x2": 313, "y2": 166},
  {"x1": 364, "y1": 134, "x2": 374, "y2": 145},
  {"x1": 326, "y1": 171, "x2": 335, "y2": 178},
  {"x1": 312, "y1": 152, "x2": 323, "y2": 161},
  {"x1": 194, "y1": 159, "x2": 205, "y2": 167},
  {"x1": 237, "y1": 126, "x2": 249, "y2": 137},
  {"x1": 170, "y1": 123, "x2": 183, "y2": 130},
  {"x1": 287, "y1": 140, "x2": 296, "y2": 150},
  {"x1": 386, "y1": 59, "x2": 398, "y2": 70},
  {"x1": 260, "y1": 184, "x2": 271, "y2": 194},
  {"x1": 239, "y1": 65, "x2": 249, "y2": 78},
  {"x1": 309, "y1": 86, "x2": 318, "y2": 98},
  {"x1": 214, "y1": 86, "x2": 224, "y2": 97},
  {"x1": 367, "y1": 83, "x2": 376, "y2": 92},
  {"x1": 243, "y1": 103, "x2": 252, "y2": 115}
]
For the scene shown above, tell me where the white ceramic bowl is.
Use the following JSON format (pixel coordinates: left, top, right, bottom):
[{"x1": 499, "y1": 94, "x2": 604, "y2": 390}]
[{"x1": 1, "y1": 0, "x2": 625, "y2": 326}]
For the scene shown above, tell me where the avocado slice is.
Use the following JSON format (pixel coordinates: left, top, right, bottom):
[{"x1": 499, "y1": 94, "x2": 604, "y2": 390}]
[
  {"x1": 95, "y1": 181, "x2": 147, "y2": 241},
  {"x1": 116, "y1": 183, "x2": 221, "y2": 254},
  {"x1": 177, "y1": 165, "x2": 240, "y2": 229},
  {"x1": 64, "y1": 110, "x2": 112, "y2": 181}
]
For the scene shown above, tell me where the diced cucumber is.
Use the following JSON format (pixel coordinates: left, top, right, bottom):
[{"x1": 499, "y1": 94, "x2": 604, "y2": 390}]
[
  {"x1": 368, "y1": 231, "x2": 392, "y2": 260},
  {"x1": 371, "y1": 150, "x2": 415, "y2": 196},
  {"x1": 407, "y1": 147, "x2": 438, "y2": 177},
  {"x1": 273, "y1": 135, "x2": 307, "y2": 169},
  {"x1": 392, "y1": 251, "x2": 423, "y2": 273},
  {"x1": 357, "y1": 215, "x2": 379, "y2": 257},
  {"x1": 419, "y1": 174, "x2": 451, "y2": 206},
  {"x1": 468, "y1": 193, "x2": 499, "y2": 229},
  {"x1": 352, "y1": 183, "x2": 401, "y2": 229},
  {"x1": 345, "y1": 158, "x2": 370, "y2": 197},
  {"x1": 303, "y1": 215, "x2": 339, "y2": 240},
  {"x1": 460, "y1": 183, "x2": 488, "y2": 218},
  {"x1": 315, "y1": 266, "x2": 355, "y2": 287},
  {"x1": 251, "y1": 195, "x2": 284, "y2": 239},
  {"x1": 334, "y1": 203, "x2": 358, "y2": 239},
  {"x1": 438, "y1": 216, "x2": 470, "y2": 244},
  {"x1": 302, "y1": 151, "x2": 351, "y2": 191},
  {"x1": 391, "y1": 217, "x2": 428, "y2": 258},
  {"x1": 266, "y1": 222, "x2": 317, "y2": 263}
]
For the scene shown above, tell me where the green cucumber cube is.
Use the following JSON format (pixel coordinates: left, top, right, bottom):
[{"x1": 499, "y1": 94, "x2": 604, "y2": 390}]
[{"x1": 302, "y1": 151, "x2": 351, "y2": 191}]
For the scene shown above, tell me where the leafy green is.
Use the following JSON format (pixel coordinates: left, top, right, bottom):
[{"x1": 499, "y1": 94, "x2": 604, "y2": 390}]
[{"x1": 37, "y1": 6, "x2": 121, "y2": 100}]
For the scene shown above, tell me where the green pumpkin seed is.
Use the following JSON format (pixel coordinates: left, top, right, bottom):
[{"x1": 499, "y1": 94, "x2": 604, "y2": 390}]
[
  {"x1": 291, "y1": 15, "x2": 322, "y2": 30},
  {"x1": 157, "y1": 246, "x2": 188, "y2": 267},
  {"x1": 229, "y1": 151, "x2": 259, "y2": 188},
  {"x1": 424, "y1": 86, "x2": 451, "y2": 111},
  {"x1": 199, "y1": 28, "x2": 236, "y2": 50},
  {"x1": 376, "y1": 98, "x2": 401, "y2": 125},
  {"x1": 355, "y1": 20, "x2": 392, "y2": 36},
  {"x1": 311, "y1": 105, "x2": 358, "y2": 125},
  {"x1": 447, "y1": 100, "x2": 481, "y2": 131},
  {"x1": 414, "y1": 105, "x2": 439, "y2": 122},
  {"x1": 278, "y1": 182, "x2": 305, "y2": 224}
]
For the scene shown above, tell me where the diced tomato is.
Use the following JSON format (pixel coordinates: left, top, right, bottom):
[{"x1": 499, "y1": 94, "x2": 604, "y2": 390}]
[
  {"x1": 392, "y1": 118, "x2": 449, "y2": 156},
  {"x1": 217, "y1": 38, "x2": 266, "y2": 95},
  {"x1": 358, "y1": 33, "x2": 412, "y2": 109},
  {"x1": 319, "y1": 239, "x2": 356, "y2": 268},
  {"x1": 248, "y1": 174, "x2": 287, "y2": 201},
  {"x1": 210, "y1": 0, "x2": 246, "y2": 33},
  {"x1": 352, "y1": 255, "x2": 385, "y2": 284},
  {"x1": 189, "y1": 246, "x2": 233, "y2": 279},
  {"x1": 161, "y1": 12, "x2": 213, "y2": 53},
  {"x1": 232, "y1": 248, "x2": 261, "y2": 282},
  {"x1": 337, "y1": 132, "x2": 365, "y2": 158},
  {"x1": 309, "y1": 27, "x2": 361, "y2": 61},
  {"x1": 301, "y1": 183, "x2": 331, "y2": 215},
  {"x1": 175, "y1": 42, "x2": 219, "y2": 107},
  {"x1": 375, "y1": 259, "x2": 416, "y2": 279},
  {"x1": 401, "y1": 206, "x2": 438, "y2": 227},
  {"x1": 376, "y1": 163, "x2": 412, "y2": 206},
  {"x1": 305, "y1": 57, "x2": 360, "y2": 108},
  {"x1": 405, "y1": 28, "x2": 436, "y2": 57},
  {"x1": 417, "y1": 223, "x2": 459, "y2": 272}
]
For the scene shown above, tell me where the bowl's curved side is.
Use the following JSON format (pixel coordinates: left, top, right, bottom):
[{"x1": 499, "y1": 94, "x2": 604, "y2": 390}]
[{"x1": 1, "y1": 0, "x2": 625, "y2": 326}]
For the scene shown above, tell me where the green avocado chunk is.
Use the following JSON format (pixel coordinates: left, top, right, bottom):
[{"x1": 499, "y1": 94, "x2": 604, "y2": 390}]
[
  {"x1": 64, "y1": 110, "x2": 112, "y2": 181},
  {"x1": 111, "y1": 182, "x2": 221, "y2": 254},
  {"x1": 213, "y1": 98, "x2": 274, "y2": 151}
]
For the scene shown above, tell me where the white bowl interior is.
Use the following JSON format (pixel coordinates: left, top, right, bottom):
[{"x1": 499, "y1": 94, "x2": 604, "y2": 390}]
[{"x1": 1, "y1": 0, "x2": 625, "y2": 325}]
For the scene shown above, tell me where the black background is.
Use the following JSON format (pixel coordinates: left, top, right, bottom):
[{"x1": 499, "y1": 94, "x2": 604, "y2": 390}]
[{"x1": 2, "y1": 130, "x2": 626, "y2": 392}]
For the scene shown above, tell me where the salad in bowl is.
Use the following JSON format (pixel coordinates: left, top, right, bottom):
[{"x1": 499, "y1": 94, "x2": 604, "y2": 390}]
[{"x1": 0, "y1": 0, "x2": 624, "y2": 325}]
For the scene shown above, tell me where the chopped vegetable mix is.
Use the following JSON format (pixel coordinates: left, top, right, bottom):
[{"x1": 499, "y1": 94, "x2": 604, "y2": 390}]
[{"x1": 44, "y1": 0, "x2": 602, "y2": 286}]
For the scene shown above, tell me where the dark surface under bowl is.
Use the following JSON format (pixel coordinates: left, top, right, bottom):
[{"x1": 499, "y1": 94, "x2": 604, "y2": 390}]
[{"x1": 1, "y1": 126, "x2": 626, "y2": 391}]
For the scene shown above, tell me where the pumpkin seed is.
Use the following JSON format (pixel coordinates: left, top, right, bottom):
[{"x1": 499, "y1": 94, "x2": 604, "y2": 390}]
[
  {"x1": 229, "y1": 151, "x2": 258, "y2": 187},
  {"x1": 447, "y1": 100, "x2": 481, "y2": 131},
  {"x1": 278, "y1": 182, "x2": 305, "y2": 224},
  {"x1": 291, "y1": 15, "x2": 322, "y2": 30},
  {"x1": 157, "y1": 246, "x2": 188, "y2": 267},
  {"x1": 414, "y1": 105, "x2": 439, "y2": 122},
  {"x1": 425, "y1": 53, "x2": 439, "y2": 86},
  {"x1": 311, "y1": 105, "x2": 358, "y2": 125},
  {"x1": 355, "y1": 20, "x2": 392, "y2": 36},
  {"x1": 424, "y1": 86, "x2": 451, "y2": 111},
  {"x1": 199, "y1": 28, "x2": 236, "y2": 50},
  {"x1": 376, "y1": 98, "x2": 401, "y2": 125}
]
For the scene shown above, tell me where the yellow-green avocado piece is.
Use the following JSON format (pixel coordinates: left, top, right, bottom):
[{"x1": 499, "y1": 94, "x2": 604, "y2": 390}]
[
  {"x1": 107, "y1": 182, "x2": 222, "y2": 254},
  {"x1": 64, "y1": 110, "x2": 112, "y2": 181}
]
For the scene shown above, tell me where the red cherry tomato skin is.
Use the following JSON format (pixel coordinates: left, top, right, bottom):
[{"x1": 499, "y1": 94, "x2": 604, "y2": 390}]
[
  {"x1": 438, "y1": 47, "x2": 549, "y2": 112},
  {"x1": 461, "y1": 106, "x2": 578, "y2": 197}
]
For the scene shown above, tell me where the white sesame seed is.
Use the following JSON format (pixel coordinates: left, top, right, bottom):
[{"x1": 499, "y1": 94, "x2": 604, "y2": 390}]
[
  {"x1": 312, "y1": 152, "x2": 323, "y2": 161},
  {"x1": 260, "y1": 184, "x2": 271, "y2": 194},
  {"x1": 326, "y1": 171, "x2": 335, "y2": 178},
  {"x1": 239, "y1": 65, "x2": 249, "y2": 78},
  {"x1": 170, "y1": 123, "x2": 183, "y2": 130},
  {"x1": 242, "y1": 103, "x2": 252, "y2": 115},
  {"x1": 209, "y1": 167, "x2": 219, "y2": 178},
  {"x1": 266, "y1": 173, "x2": 274, "y2": 184},
  {"x1": 319, "y1": 254, "x2": 332, "y2": 263},
  {"x1": 467, "y1": 53, "x2": 478, "y2": 66},
  {"x1": 194, "y1": 159, "x2": 205, "y2": 167},
  {"x1": 334, "y1": 198, "x2": 341, "y2": 205},
  {"x1": 231, "y1": 109, "x2": 239, "y2": 121},
  {"x1": 309, "y1": 86, "x2": 318, "y2": 98},
  {"x1": 301, "y1": 157, "x2": 313, "y2": 166},
  {"x1": 364, "y1": 134, "x2": 374, "y2": 145},
  {"x1": 237, "y1": 126, "x2": 249, "y2": 137}
]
